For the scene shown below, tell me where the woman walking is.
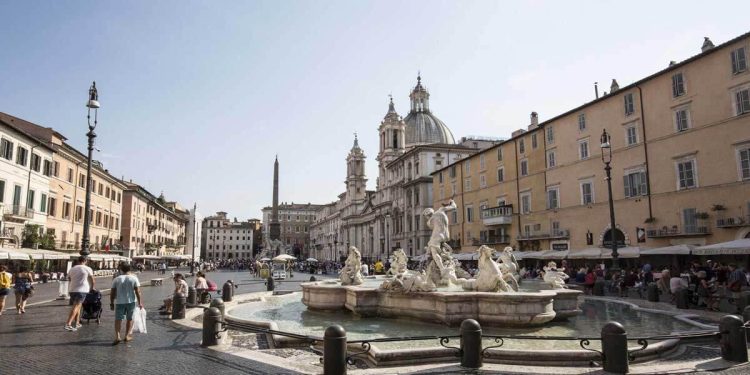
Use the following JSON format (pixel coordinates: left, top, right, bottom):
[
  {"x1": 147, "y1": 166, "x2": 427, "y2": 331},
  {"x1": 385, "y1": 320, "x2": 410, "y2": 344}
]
[{"x1": 13, "y1": 266, "x2": 34, "y2": 314}]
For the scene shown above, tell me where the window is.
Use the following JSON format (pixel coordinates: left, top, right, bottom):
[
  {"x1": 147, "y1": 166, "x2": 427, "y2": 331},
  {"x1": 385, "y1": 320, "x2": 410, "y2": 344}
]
[
  {"x1": 578, "y1": 114, "x2": 586, "y2": 130},
  {"x1": 672, "y1": 72, "x2": 686, "y2": 97},
  {"x1": 624, "y1": 170, "x2": 648, "y2": 197},
  {"x1": 624, "y1": 93, "x2": 635, "y2": 115},
  {"x1": 677, "y1": 159, "x2": 697, "y2": 189},
  {"x1": 40, "y1": 193, "x2": 47, "y2": 213},
  {"x1": 547, "y1": 151, "x2": 556, "y2": 168},
  {"x1": 531, "y1": 134, "x2": 538, "y2": 149},
  {"x1": 497, "y1": 167, "x2": 504, "y2": 182},
  {"x1": 98, "y1": 183, "x2": 103, "y2": 195},
  {"x1": 96, "y1": 211, "x2": 102, "y2": 226},
  {"x1": 479, "y1": 154, "x2": 485, "y2": 170},
  {"x1": 43, "y1": 160, "x2": 52, "y2": 176},
  {"x1": 438, "y1": 172, "x2": 443, "y2": 183},
  {"x1": 675, "y1": 108, "x2": 690, "y2": 132},
  {"x1": 546, "y1": 187, "x2": 559, "y2": 210},
  {"x1": 735, "y1": 88, "x2": 750, "y2": 115},
  {"x1": 67, "y1": 168, "x2": 73, "y2": 183},
  {"x1": 105, "y1": 187, "x2": 110, "y2": 198},
  {"x1": 579, "y1": 140, "x2": 589, "y2": 160},
  {"x1": 52, "y1": 161, "x2": 59, "y2": 177},
  {"x1": 626, "y1": 126, "x2": 638, "y2": 145},
  {"x1": 73, "y1": 204, "x2": 81, "y2": 221},
  {"x1": 497, "y1": 147, "x2": 503, "y2": 161},
  {"x1": 731, "y1": 47, "x2": 747, "y2": 74},
  {"x1": 464, "y1": 161, "x2": 471, "y2": 174},
  {"x1": 78, "y1": 174, "x2": 85, "y2": 188},
  {"x1": 546, "y1": 126, "x2": 554, "y2": 143},
  {"x1": 520, "y1": 160, "x2": 528, "y2": 176},
  {"x1": 48, "y1": 197, "x2": 57, "y2": 217},
  {"x1": 738, "y1": 147, "x2": 750, "y2": 180},
  {"x1": 117, "y1": 192, "x2": 121, "y2": 203},
  {"x1": 464, "y1": 178, "x2": 471, "y2": 191},
  {"x1": 30, "y1": 153, "x2": 41, "y2": 172},
  {"x1": 521, "y1": 192, "x2": 531, "y2": 214},
  {"x1": 449, "y1": 166, "x2": 456, "y2": 178},
  {"x1": 479, "y1": 174, "x2": 487, "y2": 188},
  {"x1": 16, "y1": 147, "x2": 28, "y2": 166},
  {"x1": 466, "y1": 206, "x2": 474, "y2": 223},
  {"x1": 519, "y1": 139, "x2": 525, "y2": 154},
  {"x1": 683, "y1": 208, "x2": 698, "y2": 233},
  {"x1": 581, "y1": 181, "x2": 593, "y2": 205},
  {"x1": 27, "y1": 190, "x2": 34, "y2": 209},
  {"x1": 0, "y1": 138, "x2": 13, "y2": 160}
]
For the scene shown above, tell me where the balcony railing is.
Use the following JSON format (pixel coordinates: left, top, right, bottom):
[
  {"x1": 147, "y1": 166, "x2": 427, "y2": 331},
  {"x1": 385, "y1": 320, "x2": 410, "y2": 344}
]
[
  {"x1": 647, "y1": 225, "x2": 711, "y2": 238},
  {"x1": 517, "y1": 229, "x2": 570, "y2": 241},
  {"x1": 716, "y1": 216, "x2": 750, "y2": 228},
  {"x1": 2, "y1": 205, "x2": 35, "y2": 219},
  {"x1": 481, "y1": 205, "x2": 513, "y2": 226},
  {"x1": 473, "y1": 235, "x2": 511, "y2": 246}
]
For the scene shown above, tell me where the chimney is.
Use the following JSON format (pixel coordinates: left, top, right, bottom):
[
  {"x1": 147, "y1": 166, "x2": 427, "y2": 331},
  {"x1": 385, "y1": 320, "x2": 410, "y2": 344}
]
[
  {"x1": 530, "y1": 112, "x2": 539, "y2": 127},
  {"x1": 594, "y1": 82, "x2": 599, "y2": 99},
  {"x1": 669, "y1": 60, "x2": 677, "y2": 67},
  {"x1": 610, "y1": 79, "x2": 620, "y2": 93},
  {"x1": 701, "y1": 37, "x2": 715, "y2": 52}
]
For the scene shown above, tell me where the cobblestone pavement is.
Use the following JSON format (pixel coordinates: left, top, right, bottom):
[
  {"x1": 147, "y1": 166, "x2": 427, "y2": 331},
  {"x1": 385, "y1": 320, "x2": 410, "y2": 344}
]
[{"x1": 0, "y1": 269, "x2": 331, "y2": 375}]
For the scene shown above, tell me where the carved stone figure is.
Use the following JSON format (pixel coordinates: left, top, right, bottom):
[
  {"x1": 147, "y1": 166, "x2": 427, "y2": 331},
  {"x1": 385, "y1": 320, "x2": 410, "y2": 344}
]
[
  {"x1": 496, "y1": 246, "x2": 520, "y2": 291},
  {"x1": 543, "y1": 261, "x2": 569, "y2": 289},
  {"x1": 461, "y1": 245, "x2": 512, "y2": 292},
  {"x1": 340, "y1": 246, "x2": 364, "y2": 286},
  {"x1": 387, "y1": 249, "x2": 408, "y2": 276},
  {"x1": 422, "y1": 200, "x2": 459, "y2": 286},
  {"x1": 380, "y1": 269, "x2": 436, "y2": 293}
]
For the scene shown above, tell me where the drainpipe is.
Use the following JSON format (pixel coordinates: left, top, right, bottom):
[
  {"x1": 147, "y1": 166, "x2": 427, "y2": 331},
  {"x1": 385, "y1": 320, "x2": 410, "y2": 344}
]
[
  {"x1": 636, "y1": 86, "x2": 654, "y2": 220},
  {"x1": 514, "y1": 139, "x2": 522, "y2": 237},
  {"x1": 25, "y1": 144, "x2": 41, "y2": 223}
]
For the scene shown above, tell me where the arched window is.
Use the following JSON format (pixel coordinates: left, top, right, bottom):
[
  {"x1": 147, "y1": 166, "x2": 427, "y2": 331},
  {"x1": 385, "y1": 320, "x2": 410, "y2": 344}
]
[
  {"x1": 393, "y1": 131, "x2": 398, "y2": 149},
  {"x1": 602, "y1": 228, "x2": 626, "y2": 249}
]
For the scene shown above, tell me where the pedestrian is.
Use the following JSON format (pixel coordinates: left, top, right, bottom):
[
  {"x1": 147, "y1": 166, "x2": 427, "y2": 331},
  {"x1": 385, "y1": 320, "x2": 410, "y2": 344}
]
[
  {"x1": 13, "y1": 266, "x2": 34, "y2": 314},
  {"x1": 0, "y1": 265, "x2": 13, "y2": 315},
  {"x1": 160, "y1": 262, "x2": 167, "y2": 275},
  {"x1": 160, "y1": 273, "x2": 188, "y2": 315},
  {"x1": 65, "y1": 256, "x2": 95, "y2": 331},
  {"x1": 361, "y1": 262, "x2": 369, "y2": 277},
  {"x1": 110, "y1": 262, "x2": 143, "y2": 345}
]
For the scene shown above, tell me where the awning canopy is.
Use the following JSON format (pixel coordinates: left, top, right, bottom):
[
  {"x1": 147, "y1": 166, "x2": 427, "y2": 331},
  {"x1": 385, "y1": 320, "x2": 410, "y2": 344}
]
[
  {"x1": 14, "y1": 248, "x2": 70, "y2": 260},
  {"x1": 600, "y1": 247, "x2": 641, "y2": 259},
  {"x1": 693, "y1": 239, "x2": 750, "y2": 256},
  {"x1": 640, "y1": 244, "x2": 693, "y2": 256},
  {"x1": 0, "y1": 248, "x2": 31, "y2": 260},
  {"x1": 133, "y1": 255, "x2": 161, "y2": 260},
  {"x1": 519, "y1": 250, "x2": 549, "y2": 259},
  {"x1": 453, "y1": 252, "x2": 478, "y2": 261},
  {"x1": 542, "y1": 250, "x2": 569, "y2": 260},
  {"x1": 567, "y1": 248, "x2": 604, "y2": 259}
]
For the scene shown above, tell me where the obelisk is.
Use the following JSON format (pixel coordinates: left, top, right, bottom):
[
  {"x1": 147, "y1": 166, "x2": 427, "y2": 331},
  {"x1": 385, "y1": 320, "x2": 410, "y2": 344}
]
[{"x1": 269, "y1": 155, "x2": 281, "y2": 254}]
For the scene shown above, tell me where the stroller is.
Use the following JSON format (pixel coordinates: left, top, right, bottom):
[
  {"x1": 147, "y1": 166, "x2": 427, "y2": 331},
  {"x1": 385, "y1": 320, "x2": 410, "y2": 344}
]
[{"x1": 81, "y1": 289, "x2": 103, "y2": 324}]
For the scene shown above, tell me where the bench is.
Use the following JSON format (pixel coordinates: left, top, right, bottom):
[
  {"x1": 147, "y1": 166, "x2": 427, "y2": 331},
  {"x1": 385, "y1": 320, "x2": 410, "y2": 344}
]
[{"x1": 151, "y1": 278, "x2": 164, "y2": 286}]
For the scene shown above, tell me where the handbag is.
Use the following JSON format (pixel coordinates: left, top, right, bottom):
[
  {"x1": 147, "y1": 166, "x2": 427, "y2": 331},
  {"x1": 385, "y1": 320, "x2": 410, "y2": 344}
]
[{"x1": 132, "y1": 307, "x2": 148, "y2": 334}]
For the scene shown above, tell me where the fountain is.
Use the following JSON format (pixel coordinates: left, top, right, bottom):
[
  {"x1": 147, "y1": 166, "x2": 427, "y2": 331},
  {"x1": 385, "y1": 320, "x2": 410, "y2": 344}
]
[{"x1": 301, "y1": 200, "x2": 583, "y2": 327}]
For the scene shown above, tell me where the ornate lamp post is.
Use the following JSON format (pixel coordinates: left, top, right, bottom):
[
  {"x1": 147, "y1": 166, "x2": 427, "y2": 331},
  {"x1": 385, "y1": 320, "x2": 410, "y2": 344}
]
[
  {"x1": 600, "y1": 129, "x2": 619, "y2": 273},
  {"x1": 80, "y1": 82, "x2": 100, "y2": 257}
]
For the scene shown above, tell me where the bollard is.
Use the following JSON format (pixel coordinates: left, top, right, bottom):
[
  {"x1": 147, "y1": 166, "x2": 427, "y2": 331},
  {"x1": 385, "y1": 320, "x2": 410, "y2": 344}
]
[
  {"x1": 210, "y1": 297, "x2": 225, "y2": 317},
  {"x1": 171, "y1": 293, "x2": 187, "y2": 319},
  {"x1": 593, "y1": 280, "x2": 605, "y2": 296},
  {"x1": 719, "y1": 315, "x2": 748, "y2": 362},
  {"x1": 647, "y1": 283, "x2": 659, "y2": 302},
  {"x1": 187, "y1": 286, "x2": 197, "y2": 306},
  {"x1": 266, "y1": 277, "x2": 275, "y2": 291},
  {"x1": 601, "y1": 321, "x2": 629, "y2": 374},
  {"x1": 323, "y1": 325, "x2": 347, "y2": 375},
  {"x1": 460, "y1": 319, "x2": 483, "y2": 368},
  {"x1": 737, "y1": 291, "x2": 750, "y2": 314},
  {"x1": 309, "y1": 276, "x2": 317, "y2": 282},
  {"x1": 743, "y1": 306, "x2": 750, "y2": 343},
  {"x1": 675, "y1": 288, "x2": 690, "y2": 309},
  {"x1": 201, "y1": 307, "x2": 224, "y2": 347},
  {"x1": 222, "y1": 281, "x2": 234, "y2": 302}
]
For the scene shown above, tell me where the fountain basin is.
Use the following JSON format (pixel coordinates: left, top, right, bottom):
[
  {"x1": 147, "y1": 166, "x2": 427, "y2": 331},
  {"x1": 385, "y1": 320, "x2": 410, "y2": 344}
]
[{"x1": 302, "y1": 280, "x2": 582, "y2": 327}]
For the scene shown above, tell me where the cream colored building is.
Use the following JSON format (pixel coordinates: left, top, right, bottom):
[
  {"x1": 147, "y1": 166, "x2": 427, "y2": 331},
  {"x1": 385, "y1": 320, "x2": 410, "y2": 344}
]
[
  {"x1": 1, "y1": 112, "x2": 125, "y2": 253},
  {"x1": 121, "y1": 181, "x2": 186, "y2": 257},
  {"x1": 434, "y1": 33, "x2": 750, "y2": 256}
]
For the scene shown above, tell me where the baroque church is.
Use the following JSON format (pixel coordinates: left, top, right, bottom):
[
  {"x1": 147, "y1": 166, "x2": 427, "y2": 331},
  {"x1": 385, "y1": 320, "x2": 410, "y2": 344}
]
[{"x1": 310, "y1": 76, "x2": 496, "y2": 261}]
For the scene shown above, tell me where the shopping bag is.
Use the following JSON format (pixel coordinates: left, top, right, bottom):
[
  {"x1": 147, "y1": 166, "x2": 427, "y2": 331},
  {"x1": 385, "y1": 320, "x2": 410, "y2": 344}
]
[{"x1": 132, "y1": 307, "x2": 147, "y2": 334}]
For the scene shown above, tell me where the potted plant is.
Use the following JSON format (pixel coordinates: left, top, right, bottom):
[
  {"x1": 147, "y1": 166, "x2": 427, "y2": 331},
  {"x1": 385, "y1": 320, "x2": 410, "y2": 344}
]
[
  {"x1": 711, "y1": 204, "x2": 726, "y2": 211},
  {"x1": 694, "y1": 212, "x2": 710, "y2": 220}
]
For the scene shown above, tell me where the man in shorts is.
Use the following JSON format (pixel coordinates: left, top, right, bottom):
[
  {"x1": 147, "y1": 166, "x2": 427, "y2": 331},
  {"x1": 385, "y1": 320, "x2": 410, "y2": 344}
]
[
  {"x1": 110, "y1": 262, "x2": 143, "y2": 345},
  {"x1": 66, "y1": 256, "x2": 95, "y2": 331}
]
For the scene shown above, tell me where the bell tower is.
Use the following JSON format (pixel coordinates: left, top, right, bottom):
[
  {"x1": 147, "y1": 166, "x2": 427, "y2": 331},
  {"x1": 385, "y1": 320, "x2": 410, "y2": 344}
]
[
  {"x1": 346, "y1": 134, "x2": 367, "y2": 203},
  {"x1": 376, "y1": 96, "x2": 405, "y2": 189},
  {"x1": 409, "y1": 73, "x2": 430, "y2": 113}
]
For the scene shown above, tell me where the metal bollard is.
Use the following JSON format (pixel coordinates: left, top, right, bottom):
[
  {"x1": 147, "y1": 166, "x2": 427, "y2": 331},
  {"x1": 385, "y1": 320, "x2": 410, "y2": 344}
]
[
  {"x1": 266, "y1": 277, "x2": 275, "y2": 291},
  {"x1": 323, "y1": 325, "x2": 347, "y2": 375},
  {"x1": 601, "y1": 321, "x2": 629, "y2": 374},
  {"x1": 460, "y1": 319, "x2": 483, "y2": 368},
  {"x1": 737, "y1": 291, "x2": 750, "y2": 313},
  {"x1": 719, "y1": 315, "x2": 748, "y2": 362},
  {"x1": 171, "y1": 293, "x2": 187, "y2": 319},
  {"x1": 675, "y1": 288, "x2": 690, "y2": 309},
  {"x1": 647, "y1": 283, "x2": 659, "y2": 302},
  {"x1": 309, "y1": 276, "x2": 317, "y2": 282},
  {"x1": 593, "y1": 280, "x2": 605, "y2": 296},
  {"x1": 743, "y1": 306, "x2": 750, "y2": 343},
  {"x1": 210, "y1": 297, "x2": 225, "y2": 317},
  {"x1": 187, "y1": 286, "x2": 197, "y2": 306},
  {"x1": 201, "y1": 307, "x2": 224, "y2": 347},
  {"x1": 222, "y1": 281, "x2": 234, "y2": 302}
]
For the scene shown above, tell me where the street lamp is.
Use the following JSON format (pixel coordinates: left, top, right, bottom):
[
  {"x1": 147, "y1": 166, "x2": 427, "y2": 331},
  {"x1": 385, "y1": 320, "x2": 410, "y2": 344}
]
[
  {"x1": 600, "y1": 129, "x2": 619, "y2": 273},
  {"x1": 80, "y1": 82, "x2": 100, "y2": 258}
]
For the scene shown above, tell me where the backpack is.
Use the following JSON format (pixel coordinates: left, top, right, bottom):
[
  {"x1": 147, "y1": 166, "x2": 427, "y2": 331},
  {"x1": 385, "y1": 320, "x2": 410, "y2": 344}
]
[{"x1": 0, "y1": 272, "x2": 11, "y2": 289}]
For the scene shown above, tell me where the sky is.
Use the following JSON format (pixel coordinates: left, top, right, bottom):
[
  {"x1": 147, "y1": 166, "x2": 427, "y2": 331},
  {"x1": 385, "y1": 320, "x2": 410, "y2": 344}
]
[{"x1": 1, "y1": 1, "x2": 748, "y2": 220}]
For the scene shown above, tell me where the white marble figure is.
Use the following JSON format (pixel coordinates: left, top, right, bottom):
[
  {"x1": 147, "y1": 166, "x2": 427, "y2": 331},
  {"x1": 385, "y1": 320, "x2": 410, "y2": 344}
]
[
  {"x1": 257, "y1": 237, "x2": 284, "y2": 260},
  {"x1": 387, "y1": 249, "x2": 408, "y2": 276},
  {"x1": 422, "y1": 200, "x2": 460, "y2": 286},
  {"x1": 380, "y1": 269, "x2": 436, "y2": 293},
  {"x1": 340, "y1": 246, "x2": 364, "y2": 286},
  {"x1": 496, "y1": 246, "x2": 520, "y2": 291},
  {"x1": 543, "y1": 261, "x2": 569, "y2": 289},
  {"x1": 461, "y1": 245, "x2": 513, "y2": 292}
]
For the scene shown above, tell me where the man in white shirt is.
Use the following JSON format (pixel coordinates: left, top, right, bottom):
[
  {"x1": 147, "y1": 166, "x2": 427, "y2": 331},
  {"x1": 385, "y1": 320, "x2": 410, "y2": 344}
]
[
  {"x1": 65, "y1": 256, "x2": 95, "y2": 331},
  {"x1": 110, "y1": 262, "x2": 143, "y2": 345}
]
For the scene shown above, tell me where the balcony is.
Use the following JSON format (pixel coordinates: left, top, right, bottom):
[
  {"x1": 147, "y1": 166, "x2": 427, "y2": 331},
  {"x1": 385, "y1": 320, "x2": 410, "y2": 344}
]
[
  {"x1": 716, "y1": 216, "x2": 750, "y2": 228},
  {"x1": 2, "y1": 205, "x2": 35, "y2": 220},
  {"x1": 472, "y1": 235, "x2": 511, "y2": 246},
  {"x1": 647, "y1": 225, "x2": 711, "y2": 238},
  {"x1": 481, "y1": 205, "x2": 513, "y2": 226},
  {"x1": 517, "y1": 229, "x2": 570, "y2": 241}
]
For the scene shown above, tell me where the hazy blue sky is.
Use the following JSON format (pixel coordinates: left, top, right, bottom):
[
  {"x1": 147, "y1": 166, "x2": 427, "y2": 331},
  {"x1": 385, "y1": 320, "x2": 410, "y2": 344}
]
[{"x1": 1, "y1": 1, "x2": 748, "y2": 220}]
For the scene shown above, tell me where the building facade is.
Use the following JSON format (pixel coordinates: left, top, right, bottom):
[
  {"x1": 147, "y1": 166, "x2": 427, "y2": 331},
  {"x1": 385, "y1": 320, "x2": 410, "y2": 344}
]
[
  {"x1": 261, "y1": 203, "x2": 325, "y2": 258},
  {"x1": 121, "y1": 181, "x2": 187, "y2": 257},
  {"x1": 202, "y1": 211, "x2": 255, "y2": 260},
  {"x1": 433, "y1": 33, "x2": 750, "y2": 255}
]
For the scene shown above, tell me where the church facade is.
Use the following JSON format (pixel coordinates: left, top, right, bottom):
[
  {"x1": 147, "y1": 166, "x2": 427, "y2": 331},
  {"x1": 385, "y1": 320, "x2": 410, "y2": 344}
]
[{"x1": 310, "y1": 76, "x2": 487, "y2": 262}]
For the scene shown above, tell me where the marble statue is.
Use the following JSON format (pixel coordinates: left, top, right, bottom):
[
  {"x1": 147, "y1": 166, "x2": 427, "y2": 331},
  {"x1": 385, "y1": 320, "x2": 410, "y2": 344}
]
[
  {"x1": 340, "y1": 246, "x2": 364, "y2": 286},
  {"x1": 422, "y1": 200, "x2": 460, "y2": 287},
  {"x1": 461, "y1": 245, "x2": 513, "y2": 292},
  {"x1": 543, "y1": 261, "x2": 569, "y2": 289},
  {"x1": 380, "y1": 269, "x2": 436, "y2": 293},
  {"x1": 257, "y1": 237, "x2": 284, "y2": 260},
  {"x1": 496, "y1": 246, "x2": 520, "y2": 291},
  {"x1": 387, "y1": 249, "x2": 408, "y2": 276}
]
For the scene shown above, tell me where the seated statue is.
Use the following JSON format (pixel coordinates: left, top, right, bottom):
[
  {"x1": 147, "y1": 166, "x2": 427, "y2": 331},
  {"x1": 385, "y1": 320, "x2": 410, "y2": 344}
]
[
  {"x1": 340, "y1": 246, "x2": 364, "y2": 286},
  {"x1": 496, "y1": 246, "x2": 520, "y2": 291},
  {"x1": 386, "y1": 249, "x2": 408, "y2": 276}
]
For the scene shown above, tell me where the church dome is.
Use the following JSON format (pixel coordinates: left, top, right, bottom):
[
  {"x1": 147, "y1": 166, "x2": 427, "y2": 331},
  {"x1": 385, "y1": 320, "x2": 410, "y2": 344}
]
[{"x1": 403, "y1": 75, "x2": 455, "y2": 146}]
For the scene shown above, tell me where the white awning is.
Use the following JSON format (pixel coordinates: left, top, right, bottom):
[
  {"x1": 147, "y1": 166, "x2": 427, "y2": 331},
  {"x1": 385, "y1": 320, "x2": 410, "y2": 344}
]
[
  {"x1": 640, "y1": 244, "x2": 693, "y2": 255},
  {"x1": 567, "y1": 248, "x2": 604, "y2": 259},
  {"x1": 520, "y1": 251, "x2": 549, "y2": 259},
  {"x1": 0, "y1": 248, "x2": 31, "y2": 260},
  {"x1": 133, "y1": 255, "x2": 161, "y2": 260},
  {"x1": 600, "y1": 247, "x2": 641, "y2": 259},
  {"x1": 542, "y1": 250, "x2": 569, "y2": 260},
  {"x1": 693, "y1": 239, "x2": 750, "y2": 256}
]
